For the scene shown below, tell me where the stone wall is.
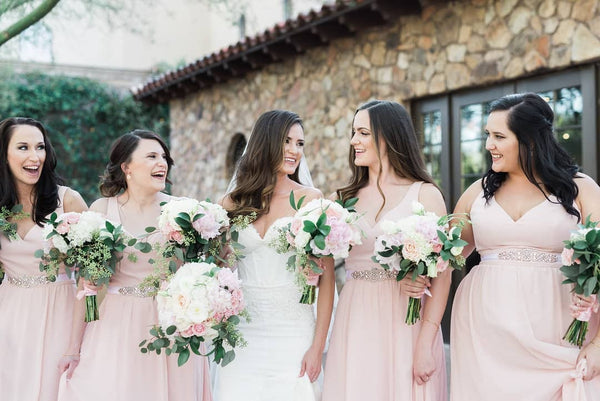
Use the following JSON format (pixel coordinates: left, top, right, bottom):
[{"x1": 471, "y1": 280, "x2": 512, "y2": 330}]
[{"x1": 169, "y1": 0, "x2": 600, "y2": 201}]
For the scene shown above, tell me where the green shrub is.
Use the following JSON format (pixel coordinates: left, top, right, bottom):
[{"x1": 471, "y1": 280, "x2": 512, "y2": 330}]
[{"x1": 0, "y1": 69, "x2": 169, "y2": 203}]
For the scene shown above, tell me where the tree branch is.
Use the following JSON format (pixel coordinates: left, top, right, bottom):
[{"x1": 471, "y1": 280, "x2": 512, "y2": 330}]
[{"x1": 0, "y1": 0, "x2": 61, "y2": 46}]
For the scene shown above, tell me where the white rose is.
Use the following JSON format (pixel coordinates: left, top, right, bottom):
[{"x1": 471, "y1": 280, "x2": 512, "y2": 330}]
[
  {"x1": 412, "y1": 201, "x2": 425, "y2": 215},
  {"x1": 294, "y1": 230, "x2": 311, "y2": 249},
  {"x1": 451, "y1": 246, "x2": 464, "y2": 256}
]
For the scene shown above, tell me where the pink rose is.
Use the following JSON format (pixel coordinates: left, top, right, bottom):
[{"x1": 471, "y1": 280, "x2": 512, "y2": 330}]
[
  {"x1": 191, "y1": 323, "x2": 207, "y2": 336},
  {"x1": 169, "y1": 230, "x2": 184, "y2": 244},
  {"x1": 436, "y1": 256, "x2": 449, "y2": 273},
  {"x1": 291, "y1": 218, "x2": 302, "y2": 235},
  {"x1": 192, "y1": 214, "x2": 220, "y2": 239},
  {"x1": 561, "y1": 248, "x2": 574, "y2": 266},
  {"x1": 63, "y1": 213, "x2": 80, "y2": 224},
  {"x1": 56, "y1": 222, "x2": 70, "y2": 235},
  {"x1": 180, "y1": 327, "x2": 194, "y2": 338},
  {"x1": 432, "y1": 243, "x2": 442, "y2": 253}
]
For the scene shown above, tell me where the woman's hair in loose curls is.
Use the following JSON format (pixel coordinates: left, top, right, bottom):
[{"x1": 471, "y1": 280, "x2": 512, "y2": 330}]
[
  {"x1": 482, "y1": 92, "x2": 580, "y2": 220},
  {"x1": 0, "y1": 117, "x2": 63, "y2": 225},
  {"x1": 227, "y1": 110, "x2": 303, "y2": 219},
  {"x1": 99, "y1": 130, "x2": 173, "y2": 197},
  {"x1": 336, "y1": 100, "x2": 437, "y2": 219}
]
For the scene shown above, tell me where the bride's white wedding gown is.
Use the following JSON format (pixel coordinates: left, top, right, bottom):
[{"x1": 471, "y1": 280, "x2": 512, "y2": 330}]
[{"x1": 213, "y1": 218, "x2": 320, "y2": 401}]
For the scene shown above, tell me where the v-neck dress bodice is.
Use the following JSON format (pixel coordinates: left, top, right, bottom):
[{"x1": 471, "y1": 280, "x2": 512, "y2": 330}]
[{"x1": 451, "y1": 192, "x2": 600, "y2": 400}]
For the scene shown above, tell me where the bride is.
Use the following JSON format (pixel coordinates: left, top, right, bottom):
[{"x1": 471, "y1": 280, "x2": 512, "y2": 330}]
[{"x1": 214, "y1": 110, "x2": 335, "y2": 400}]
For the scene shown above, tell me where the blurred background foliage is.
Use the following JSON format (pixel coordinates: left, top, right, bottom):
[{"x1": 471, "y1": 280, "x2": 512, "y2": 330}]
[{"x1": 0, "y1": 68, "x2": 170, "y2": 203}]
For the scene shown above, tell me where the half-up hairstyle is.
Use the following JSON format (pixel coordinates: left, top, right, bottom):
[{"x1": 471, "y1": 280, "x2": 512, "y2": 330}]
[
  {"x1": 336, "y1": 100, "x2": 436, "y2": 219},
  {"x1": 0, "y1": 117, "x2": 63, "y2": 225},
  {"x1": 99, "y1": 129, "x2": 173, "y2": 197},
  {"x1": 482, "y1": 92, "x2": 580, "y2": 220},
  {"x1": 228, "y1": 110, "x2": 303, "y2": 219}
]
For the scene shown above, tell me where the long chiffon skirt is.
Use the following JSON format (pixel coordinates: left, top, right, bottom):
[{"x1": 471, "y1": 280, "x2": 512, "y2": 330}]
[
  {"x1": 0, "y1": 280, "x2": 75, "y2": 401},
  {"x1": 57, "y1": 292, "x2": 212, "y2": 401}
]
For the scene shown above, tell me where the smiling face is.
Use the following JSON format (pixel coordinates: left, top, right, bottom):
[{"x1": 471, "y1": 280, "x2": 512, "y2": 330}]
[
  {"x1": 278, "y1": 123, "x2": 305, "y2": 176},
  {"x1": 122, "y1": 138, "x2": 169, "y2": 192},
  {"x1": 7, "y1": 124, "x2": 46, "y2": 189},
  {"x1": 485, "y1": 110, "x2": 521, "y2": 174},
  {"x1": 351, "y1": 109, "x2": 386, "y2": 170}
]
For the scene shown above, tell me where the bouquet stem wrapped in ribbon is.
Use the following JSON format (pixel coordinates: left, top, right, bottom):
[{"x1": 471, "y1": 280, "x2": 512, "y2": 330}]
[
  {"x1": 36, "y1": 211, "x2": 130, "y2": 322},
  {"x1": 560, "y1": 216, "x2": 600, "y2": 347},
  {"x1": 372, "y1": 202, "x2": 468, "y2": 325},
  {"x1": 269, "y1": 192, "x2": 363, "y2": 304}
]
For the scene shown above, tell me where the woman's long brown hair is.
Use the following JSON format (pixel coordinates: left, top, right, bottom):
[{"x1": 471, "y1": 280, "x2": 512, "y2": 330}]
[
  {"x1": 336, "y1": 100, "x2": 437, "y2": 220},
  {"x1": 227, "y1": 110, "x2": 302, "y2": 219}
]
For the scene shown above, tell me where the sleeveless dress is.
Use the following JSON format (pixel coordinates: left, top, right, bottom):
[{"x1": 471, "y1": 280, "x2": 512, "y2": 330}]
[
  {"x1": 323, "y1": 182, "x2": 447, "y2": 401},
  {"x1": 451, "y1": 193, "x2": 600, "y2": 400},
  {"x1": 58, "y1": 197, "x2": 212, "y2": 401},
  {"x1": 0, "y1": 186, "x2": 73, "y2": 401},
  {"x1": 213, "y1": 216, "x2": 320, "y2": 401}
]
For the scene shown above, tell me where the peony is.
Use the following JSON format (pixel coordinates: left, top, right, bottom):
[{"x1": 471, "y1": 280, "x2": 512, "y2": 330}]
[{"x1": 561, "y1": 247, "x2": 575, "y2": 266}]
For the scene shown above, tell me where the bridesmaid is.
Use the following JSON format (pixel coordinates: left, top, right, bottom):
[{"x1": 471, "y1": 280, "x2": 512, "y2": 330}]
[
  {"x1": 451, "y1": 93, "x2": 600, "y2": 400},
  {"x1": 0, "y1": 117, "x2": 87, "y2": 401},
  {"x1": 322, "y1": 100, "x2": 450, "y2": 401},
  {"x1": 57, "y1": 130, "x2": 212, "y2": 400}
]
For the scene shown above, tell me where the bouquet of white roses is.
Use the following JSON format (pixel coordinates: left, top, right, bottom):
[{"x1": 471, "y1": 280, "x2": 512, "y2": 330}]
[
  {"x1": 139, "y1": 261, "x2": 247, "y2": 367},
  {"x1": 36, "y1": 211, "x2": 130, "y2": 321},
  {"x1": 372, "y1": 202, "x2": 468, "y2": 325},
  {"x1": 560, "y1": 216, "x2": 600, "y2": 347},
  {"x1": 270, "y1": 193, "x2": 362, "y2": 304},
  {"x1": 152, "y1": 198, "x2": 230, "y2": 267}
]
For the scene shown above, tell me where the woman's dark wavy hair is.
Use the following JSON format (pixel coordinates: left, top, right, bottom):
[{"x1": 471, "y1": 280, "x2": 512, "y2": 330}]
[
  {"x1": 228, "y1": 110, "x2": 303, "y2": 219},
  {"x1": 99, "y1": 129, "x2": 173, "y2": 197},
  {"x1": 482, "y1": 92, "x2": 580, "y2": 220},
  {"x1": 336, "y1": 100, "x2": 437, "y2": 219},
  {"x1": 0, "y1": 117, "x2": 63, "y2": 225}
]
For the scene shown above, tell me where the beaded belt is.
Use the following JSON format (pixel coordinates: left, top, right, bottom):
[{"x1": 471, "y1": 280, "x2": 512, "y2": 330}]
[
  {"x1": 480, "y1": 248, "x2": 560, "y2": 264},
  {"x1": 107, "y1": 285, "x2": 155, "y2": 297},
  {"x1": 6, "y1": 273, "x2": 72, "y2": 288},
  {"x1": 347, "y1": 268, "x2": 396, "y2": 281}
]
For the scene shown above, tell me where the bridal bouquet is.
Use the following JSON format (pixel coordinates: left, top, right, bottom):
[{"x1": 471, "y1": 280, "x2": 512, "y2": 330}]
[
  {"x1": 139, "y1": 261, "x2": 247, "y2": 367},
  {"x1": 152, "y1": 198, "x2": 230, "y2": 266},
  {"x1": 560, "y1": 216, "x2": 600, "y2": 347},
  {"x1": 35, "y1": 211, "x2": 129, "y2": 321},
  {"x1": 269, "y1": 193, "x2": 362, "y2": 304},
  {"x1": 372, "y1": 202, "x2": 468, "y2": 325}
]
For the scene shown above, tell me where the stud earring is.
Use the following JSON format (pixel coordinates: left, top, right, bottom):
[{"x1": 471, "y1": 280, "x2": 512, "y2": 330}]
[{"x1": 126, "y1": 174, "x2": 131, "y2": 180}]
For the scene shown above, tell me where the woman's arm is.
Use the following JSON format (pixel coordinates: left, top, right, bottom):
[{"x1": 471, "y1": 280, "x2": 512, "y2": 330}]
[
  {"x1": 413, "y1": 183, "x2": 450, "y2": 384},
  {"x1": 299, "y1": 256, "x2": 335, "y2": 382},
  {"x1": 59, "y1": 197, "x2": 105, "y2": 378}
]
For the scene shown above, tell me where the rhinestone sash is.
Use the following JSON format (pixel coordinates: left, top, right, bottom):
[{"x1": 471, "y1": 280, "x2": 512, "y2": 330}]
[
  {"x1": 107, "y1": 285, "x2": 155, "y2": 297},
  {"x1": 5, "y1": 273, "x2": 72, "y2": 288},
  {"x1": 480, "y1": 248, "x2": 560, "y2": 264},
  {"x1": 347, "y1": 268, "x2": 396, "y2": 281}
]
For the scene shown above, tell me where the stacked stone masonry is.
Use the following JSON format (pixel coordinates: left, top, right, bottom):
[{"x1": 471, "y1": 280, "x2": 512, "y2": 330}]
[{"x1": 169, "y1": 0, "x2": 600, "y2": 201}]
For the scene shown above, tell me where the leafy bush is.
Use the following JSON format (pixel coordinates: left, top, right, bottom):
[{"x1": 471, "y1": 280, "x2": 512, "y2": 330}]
[{"x1": 0, "y1": 69, "x2": 169, "y2": 203}]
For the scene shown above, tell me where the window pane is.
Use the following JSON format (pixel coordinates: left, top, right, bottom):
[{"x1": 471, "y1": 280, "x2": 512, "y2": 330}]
[
  {"x1": 420, "y1": 110, "x2": 442, "y2": 185},
  {"x1": 538, "y1": 87, "x2": 582, "y2": 167},
  {"x1": 459, "y1": 102, "x2": 491, "y2": 191}
]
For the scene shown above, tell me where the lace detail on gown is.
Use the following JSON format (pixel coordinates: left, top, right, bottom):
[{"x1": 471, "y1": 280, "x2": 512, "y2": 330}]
[{"x1": 213, "y1": 217, "x2": 319, "y2": 401}]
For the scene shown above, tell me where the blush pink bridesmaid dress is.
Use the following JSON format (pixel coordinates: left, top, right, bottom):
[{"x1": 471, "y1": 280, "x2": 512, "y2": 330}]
[
  {"x1": 323, "y1": 182, "x2": 447, "y2": 401},
  {"x1": 57, "y1": 196, "x2": 212, "y2": 401},
  {"x1": 451, "y1": 193, "x2": 600, "y2": 400},
  {"x1": 0, "y1": 186, "x2": 75, "y2": 401}
]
